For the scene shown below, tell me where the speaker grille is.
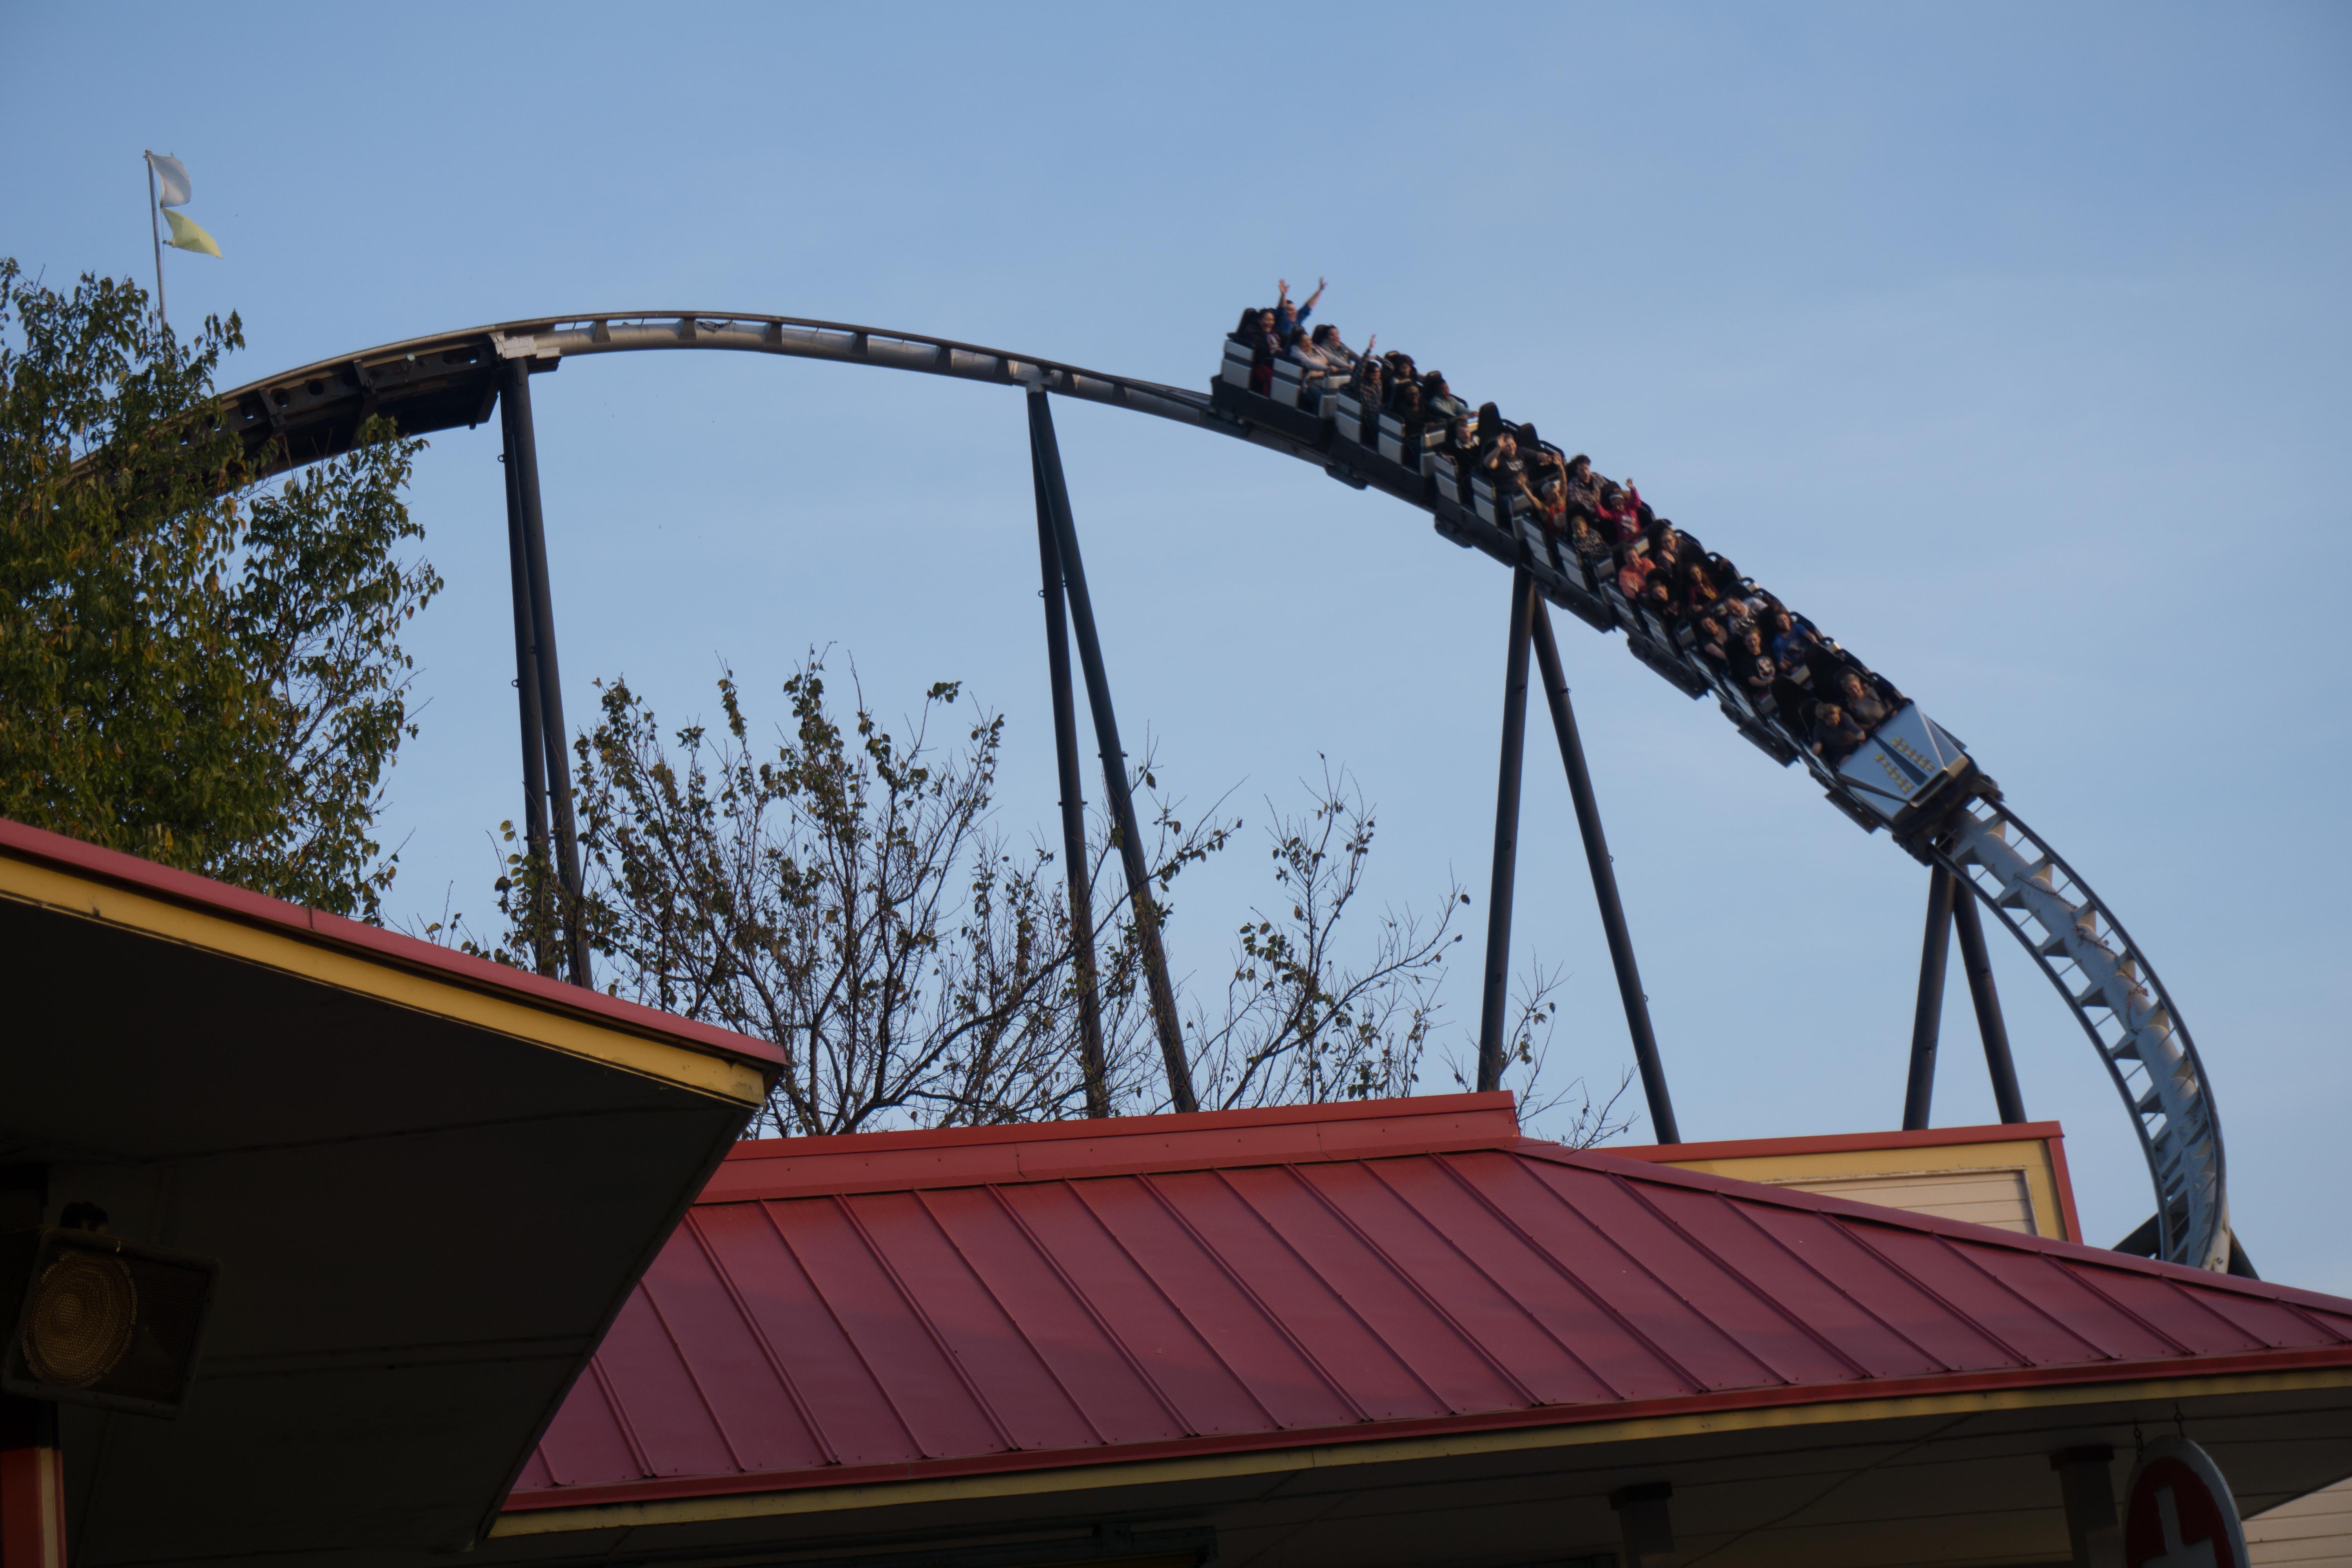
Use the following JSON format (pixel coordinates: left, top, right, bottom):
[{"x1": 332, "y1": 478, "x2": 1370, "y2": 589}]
[
  {"x1": 22, "y1": 1249, "x2": 136, "y2": 1386},
  {"x1": 2, "y1": 1228, "x2": 218, "y2": 1416}
]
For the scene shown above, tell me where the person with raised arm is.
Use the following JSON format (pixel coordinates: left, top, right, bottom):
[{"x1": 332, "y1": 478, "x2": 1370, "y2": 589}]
[{"x1": 1274, "y1": 276, "x2": 1327, "y2": 338}]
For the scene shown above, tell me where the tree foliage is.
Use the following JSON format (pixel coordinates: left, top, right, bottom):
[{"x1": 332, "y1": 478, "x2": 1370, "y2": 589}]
[
  {"x1": 0, "y1": 260, "x2": 437, "y2": 916},
  {"x1": 1187, "y1": 765, "x2": 1459, "y2": 1109},
  {"x1": 472, "y1": 655, "x2": 1630, "y2": 1143}
]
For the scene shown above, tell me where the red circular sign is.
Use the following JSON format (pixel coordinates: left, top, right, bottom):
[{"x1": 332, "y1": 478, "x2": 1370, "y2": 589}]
[{"x1": 2123, "y1": 1437, "x2": 2247, "y2": 1568}]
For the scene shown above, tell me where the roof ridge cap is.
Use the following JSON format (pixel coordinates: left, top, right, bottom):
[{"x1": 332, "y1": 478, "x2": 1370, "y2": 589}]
[{"x1": 725, "y1": 1092, "x2": 1517, "y2": 1160}]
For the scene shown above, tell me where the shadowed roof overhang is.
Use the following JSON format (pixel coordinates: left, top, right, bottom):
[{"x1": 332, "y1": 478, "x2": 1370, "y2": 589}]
[
  {"x1": 0, "y1": 819, "x2": 784, "y2": 1567},
  {"x1": 488, "y1": 1097, "x2": 2352, "y2": 1568}
]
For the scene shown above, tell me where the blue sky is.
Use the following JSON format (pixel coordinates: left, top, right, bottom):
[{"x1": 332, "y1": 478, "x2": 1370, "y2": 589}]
[{"x1": 5, "y1": 3, "x2": 2347, "y2": 1285}]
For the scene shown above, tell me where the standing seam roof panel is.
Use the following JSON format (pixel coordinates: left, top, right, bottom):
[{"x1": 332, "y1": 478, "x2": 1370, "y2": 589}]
[
  {"x1": 1142, "y1": 1170, "x2": 1437, "y2": 1422},
  {"x1": 1577, "y1": 1171, "x2": 1868, "y2": 1388},
  {"x1": 532, "y1": 1362, "x2": 640, "y2": 1488},
  {"x1": 753, "y1": 1197, "x2": 1003, "y2": 1460},
  {"x1": 848, "y1": 1191, "x2": 1100, "y2": 1453},
  {"x1": 2174, "y1": 1281, "x2": 2352, "y2": 1352},
  {"x1": 639, "y1": 1219, "x2": 826, "y2": 1474},
  {"x1": 1953, "y1": 1245, "x2": 2187, "y2": 1363},
  {"x1": 998, "y1": 1181, "x2": 1281, "y2": 1437},
  {"x1": 510, "y1": 1103, "x2": 2352, "y2": 1512},
  {"x1": 589, "y1": 1288, "x2": 738, "y2": 1479},
  {"x1": 2059, "y1": 1256, "x2": 2275, "y2": 1356},
  {"x1": 1068, "y1": 1176, "x2": 1359, "y2": 1430},
  {"x1": 1855, "y1": 1229, "x2": 2112, "y2": 1367},
  {"x1": 689, "y1": 1201, "x2": 916, "y2": 1467},
  {"x1": 1219, "y1": 1165, "x2": 1528, "y2": 1416},
  {"x1": 1310, "y1": 1161, "x2": 1612, "y2": 1407},
  {"x1": 1632, "y1": 1183, "x2": 1917, "y2": 1381},
  {"x1": 804, "y1": 1194, "x2": 1015, "y2": 1457},
  {"x1": 918, "y1": 1187, "x2": 1187, "y2": 1447},
  {"x1": 1735, "y1": 1203, "x2": 2020, "y2": 1371},
  {"x1": 1381, "y1": 1156, "x2": 1682, "y2": 1401},
  {"x1": 1467, "y1": 1155, "x2": 1785, "y2": 1391}
]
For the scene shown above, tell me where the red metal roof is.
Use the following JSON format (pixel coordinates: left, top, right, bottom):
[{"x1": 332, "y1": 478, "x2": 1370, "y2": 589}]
[
  {"x1": 507, "y1": 1094, "x2": 2352, "y2": 1513},
  {"x1": 0, "y1": 816, "x2": 785, "y2": 1071}
]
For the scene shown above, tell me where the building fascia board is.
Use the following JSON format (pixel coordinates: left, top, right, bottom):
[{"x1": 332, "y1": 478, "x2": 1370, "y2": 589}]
[
  {"x1": 495, "y1": 1359, "x2": 2352, "y2": 1535},
  {"x1": 0, "y1": 818, "x2": 779, "y2": 1103}
]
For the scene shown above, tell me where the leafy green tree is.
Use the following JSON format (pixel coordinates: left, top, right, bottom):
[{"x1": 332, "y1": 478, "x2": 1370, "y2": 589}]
[{"x1": 0, "y1": 260, "x2": 437, "y2": 916}]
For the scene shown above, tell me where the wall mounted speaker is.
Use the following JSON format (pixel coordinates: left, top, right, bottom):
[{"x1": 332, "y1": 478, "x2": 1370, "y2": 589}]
[{"x1": 0, "y1": 1228, "x2": 217, "y2": 1417}]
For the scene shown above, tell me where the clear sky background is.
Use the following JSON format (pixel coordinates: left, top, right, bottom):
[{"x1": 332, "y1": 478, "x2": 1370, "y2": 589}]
[{"x1": 5, "y1": 4, "x2": 2347, "y2": 1286}]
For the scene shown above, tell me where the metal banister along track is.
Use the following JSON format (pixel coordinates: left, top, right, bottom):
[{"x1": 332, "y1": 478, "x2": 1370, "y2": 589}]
[{"x1": 201, "y1": 310, "x2": 2233, "y2": 1270}]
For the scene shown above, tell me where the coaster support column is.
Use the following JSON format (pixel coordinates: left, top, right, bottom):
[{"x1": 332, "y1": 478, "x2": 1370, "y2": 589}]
[
  {"x1": 1027, "y1": 391, "x2": 1194, "y2": 1112},
  {"x1": 1953, "y1": 888, "x2": 2028, "y2": 1123},
  {"x1": 501, "y1": 353, "x2": 593, "y2": 988},
  {"x1": 1031, "y1": 438, "x2": 1109, "y2": 1117},
  {"x1": 1530, "y1": 605, "x2": 1680, "y2": 1142},
  {"x1": 499, "y1": 387, "x2": 555, "y2": 976},
  {"x1": 1475, "y1": 571, "x2": 1538, "y2": 1092},
  {"x1": 1903, "y1": 865, "x2": 1958, "y2": 1130}
]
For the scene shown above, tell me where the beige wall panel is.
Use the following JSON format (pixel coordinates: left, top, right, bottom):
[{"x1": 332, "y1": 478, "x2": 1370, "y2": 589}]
[
  {"x1": 2250, "y1": 1476, "x2": 2352, "y2": 1566},
  {"x1": 1658, "y1": 1136, "x2": 2072, "y2": 1241},
  {"x1": 1775, "y1": 1168, "x2": 2038, "y2": 1234}
]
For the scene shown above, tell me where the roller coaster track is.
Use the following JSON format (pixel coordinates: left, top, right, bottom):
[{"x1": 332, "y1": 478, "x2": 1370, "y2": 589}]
[{"x1": 205, "y1": 310, "x2": 2234, "y2": 1271}]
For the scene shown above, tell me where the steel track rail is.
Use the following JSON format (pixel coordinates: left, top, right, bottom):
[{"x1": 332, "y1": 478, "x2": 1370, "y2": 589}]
[
  {"x1": 201, "y1": 310, "x2": 2233, "y2": 1269},
  {"x1": 1934, "y1": 801, "x2": 2229, "y2": 1269}
]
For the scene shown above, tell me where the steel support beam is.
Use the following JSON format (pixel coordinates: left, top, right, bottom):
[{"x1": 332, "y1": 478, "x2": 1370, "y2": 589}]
[
  {"x1": 1902, "y1": 865, "x2": 1959, "y2": 1130},
  {"x1": 497, "y1": 394, "x2": 556, "y2": 976},
  {"x1": 1530, "y1": 605, "x2": 1680, "y2": 1142},
  {"x1": 1475, "y1": 571, "x2": 1539, "y2": 1093},
  {"x1": 1952, "y1": 889, "x2": 2027, "y2": 1124},
  {"x1": 1031, "y1": 441, "x2": 1110, "y2": 1118},
  {"x1": 1026, "y1": 392, "x2": 1194, "y2": 1112},
  {"x1": 500, "y1": 358, "x2": 592, "y2": 988}
]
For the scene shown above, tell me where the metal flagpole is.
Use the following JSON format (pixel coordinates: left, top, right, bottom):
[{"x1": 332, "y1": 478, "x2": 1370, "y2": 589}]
[{"x1": 143, "y1": 153, "x2": 166, "y2": 329}]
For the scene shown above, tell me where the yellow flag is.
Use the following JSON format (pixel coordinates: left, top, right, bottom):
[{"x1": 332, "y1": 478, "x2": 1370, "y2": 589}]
[{"x1": 163, "y1": 209, "x2": 221, "y2": 258}]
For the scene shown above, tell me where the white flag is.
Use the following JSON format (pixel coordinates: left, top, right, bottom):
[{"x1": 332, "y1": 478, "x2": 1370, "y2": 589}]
[{"x1": 146, "y1": 152, "x2": 191, "y2": 209}]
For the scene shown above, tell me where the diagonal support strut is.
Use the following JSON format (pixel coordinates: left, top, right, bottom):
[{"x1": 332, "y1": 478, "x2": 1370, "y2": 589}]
[
  {"x1": 1031, "y1": 437, "x2": 1110, "y2": 1118},
  {"x1": 1952, "y1": 887, "x2": 2027, "y2": 1124},
  {"x1": 1530, "y1": 603, "x2": 1680, "y2": 1142},
  {"x1": 498, "y1": 388, "x2": 554, "y2": 976},
  {"x1": 499, "y1": 356, "x2": 593, "y2": 989},
  {"x1": 1475, "y1": 571, "x2": 1539, "y2": 1092},
  {"x1": 1902, "y1": 865, "x2": 1958, "y2": 1129},
  {"x1": 1026, "y1": 391, "x2": 1195, "y2": 1112}
]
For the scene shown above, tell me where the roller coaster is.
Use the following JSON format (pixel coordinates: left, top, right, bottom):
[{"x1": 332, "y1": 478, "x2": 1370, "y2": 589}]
[{"x1": 206, "y1": 310, "x2": 2238, "y2": 1274}]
